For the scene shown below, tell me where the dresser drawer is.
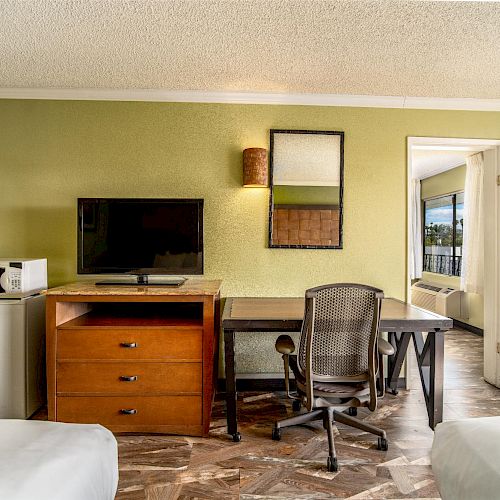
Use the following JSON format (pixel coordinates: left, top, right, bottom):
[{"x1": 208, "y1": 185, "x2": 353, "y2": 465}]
[
  {"x1": 57, "y1": 329, "x2": 202, "y2": 360},
  {"x1": 57, "y1": 395, "x2": 202, "y2": 427},
  {"x1": 57, "y1": 362, "x2": 202, "y2": 394}
]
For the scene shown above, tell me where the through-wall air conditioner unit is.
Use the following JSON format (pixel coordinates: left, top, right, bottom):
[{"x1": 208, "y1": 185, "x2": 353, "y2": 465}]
[{"x1": 411, "y1": 281, "x2": 467, "y2": 319}]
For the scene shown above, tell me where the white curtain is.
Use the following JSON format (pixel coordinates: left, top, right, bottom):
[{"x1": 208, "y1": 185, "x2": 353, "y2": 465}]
[
  {"x1": 461, "y1": 152, "x2": 484, "y2": 294},
  {"x1": 410, "y1": 178, "x2": 423, "y2": 280}
]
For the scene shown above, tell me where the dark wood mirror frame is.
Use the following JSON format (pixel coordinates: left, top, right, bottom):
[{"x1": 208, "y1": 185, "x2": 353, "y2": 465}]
[{"x1": 268, "y1": 129, "x2": 344, "y2": 249}]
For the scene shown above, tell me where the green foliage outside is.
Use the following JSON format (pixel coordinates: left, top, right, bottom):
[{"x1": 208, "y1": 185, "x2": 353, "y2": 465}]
[{"x1": 424, "y1": 222, "x2": 463, "y2": 247}]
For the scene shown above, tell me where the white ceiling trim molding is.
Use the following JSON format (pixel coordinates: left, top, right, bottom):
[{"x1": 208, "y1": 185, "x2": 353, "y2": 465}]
[
  {"x1": 1, "y1": 88, "x2": 500, "y2": 112},
  {"x1": 409, "y1": 137, "x2": 500, "y2": 148},
  {"x1": 412, "y1": 145, "x2": 496, "y2": 151}
]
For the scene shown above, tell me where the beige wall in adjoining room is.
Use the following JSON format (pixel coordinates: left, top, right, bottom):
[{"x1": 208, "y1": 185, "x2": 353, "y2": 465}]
[{"x1": 421, "y1": 164, "x2": 466, "y2": 199}]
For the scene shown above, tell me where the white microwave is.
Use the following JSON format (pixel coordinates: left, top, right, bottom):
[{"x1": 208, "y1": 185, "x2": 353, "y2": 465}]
[{"x1": 0, "y1": 259, "x2": 47, "y2": 294}]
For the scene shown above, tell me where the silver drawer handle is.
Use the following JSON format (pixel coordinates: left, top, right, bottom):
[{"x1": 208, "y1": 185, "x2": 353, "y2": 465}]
[
  {"x1": 119, "y1": 375, "x2": 138, "y2": 382},
  {"x1": 120, "y1": 342, "x2": 138, "y2": 348},
  {"x1": 120, "y1": 408, "x2": 137, "y2": 415}
]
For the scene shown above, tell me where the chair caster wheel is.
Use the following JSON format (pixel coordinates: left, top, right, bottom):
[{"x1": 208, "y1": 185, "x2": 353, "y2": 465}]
[
  {"x1": 390, "y1": 388, "x2": 399, "y2": 395},
  {"x1": 377, "y1": 437, "x2": 388, "y2": 451},
  {"x1": 327, "y1": 456, "x2": 339, "y2": 472},
  {"x1": 292, "y1": 400, "x2": 301, "y2": 411},
  {"x1": 348, "y1": 407, "x2": 357, "y2": 416},
  {"x1": 271, "y1": 427, "x2": 281, "y2": 441},
  {"x1": 232, "y1": 432, "x2": 242, "y2": 442}
]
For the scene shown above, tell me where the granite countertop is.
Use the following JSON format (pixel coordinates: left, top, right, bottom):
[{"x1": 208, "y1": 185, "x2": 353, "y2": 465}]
[{"x1": 45, "y1": 279, "x2": 222, "y2": 296}]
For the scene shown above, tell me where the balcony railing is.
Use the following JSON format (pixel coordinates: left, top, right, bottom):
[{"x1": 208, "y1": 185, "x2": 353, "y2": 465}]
[{"x1": 424, "y1": 254, "x2": 462, "y2": 277}]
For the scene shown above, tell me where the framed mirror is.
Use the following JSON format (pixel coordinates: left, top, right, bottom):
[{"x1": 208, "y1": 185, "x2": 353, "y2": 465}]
[{"x1": 269, "y1": 129, "x2": 344, "y2": 249}]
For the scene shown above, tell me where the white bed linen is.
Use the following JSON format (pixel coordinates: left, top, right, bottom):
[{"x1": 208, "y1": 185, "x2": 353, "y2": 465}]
[
  {"x1": 432, "y1": 416, "x2": 500, "y2": 500},
  {"x1": 0, "y1": 420, "x2": 118, "y2": 500}
]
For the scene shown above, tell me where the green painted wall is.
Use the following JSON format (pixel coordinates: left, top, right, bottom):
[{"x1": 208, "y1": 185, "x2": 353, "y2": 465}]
[
  {"x1": 420, "y1": 164, "x2": 483, "y2": 329},
  {"x1": 1, "y1": 100, "x2": 497, "y2": 370},
  {"x1": 421, "y1": 164, "x2": 466, "y2": 199},
  {"x1": 273, "y1": 185, "x2": 340, "y2": 205}
]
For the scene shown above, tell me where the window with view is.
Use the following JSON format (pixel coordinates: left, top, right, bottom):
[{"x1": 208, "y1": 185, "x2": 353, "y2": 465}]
[{"x1": 423, "y1": 192, "x2": 464, "y2": 276}]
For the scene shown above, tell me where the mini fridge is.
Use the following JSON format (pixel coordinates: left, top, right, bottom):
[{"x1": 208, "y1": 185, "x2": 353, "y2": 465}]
[{"x1": 0, "y1": 292, "x2": 46, "y2": 418}]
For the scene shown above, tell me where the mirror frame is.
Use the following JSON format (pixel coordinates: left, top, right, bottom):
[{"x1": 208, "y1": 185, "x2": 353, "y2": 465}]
[{"x1": 268, "y1": 129, "x2": 344, "y2": 249}]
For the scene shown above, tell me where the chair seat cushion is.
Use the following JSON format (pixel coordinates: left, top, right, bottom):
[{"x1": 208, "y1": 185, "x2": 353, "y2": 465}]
[
  {"x1": 289, "y1": 354, "x2": 370, "y2": 400},
  {"x1": 312, "y1": 381, "x2": 369, "y2": 394},
  {"x1": 432, "y1": 417, "x2": 500, "y2": 500}
]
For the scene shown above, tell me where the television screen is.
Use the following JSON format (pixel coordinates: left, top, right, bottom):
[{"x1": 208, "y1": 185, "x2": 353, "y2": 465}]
[{"x1": 78, "y1": 198, "x2": 203, "y2": 275}]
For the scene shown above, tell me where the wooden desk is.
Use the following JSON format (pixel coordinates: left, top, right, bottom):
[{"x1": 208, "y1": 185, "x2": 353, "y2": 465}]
[{"x1": 222, "y1": 297, "x2": 452, "y2": 440}]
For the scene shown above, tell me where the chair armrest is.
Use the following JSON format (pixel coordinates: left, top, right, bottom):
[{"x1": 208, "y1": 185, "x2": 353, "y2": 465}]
[
  {"x1": 275, "y1": 335, "x2": 296, "y2": 355},
  {"x1": 378, "y1": 338, "x2": 395, "y2": 356}
]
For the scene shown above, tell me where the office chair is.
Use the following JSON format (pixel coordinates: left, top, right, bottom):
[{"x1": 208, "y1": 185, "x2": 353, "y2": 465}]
[{"x1": 273, "y1": 283, "x2": 394, "y2": 472}]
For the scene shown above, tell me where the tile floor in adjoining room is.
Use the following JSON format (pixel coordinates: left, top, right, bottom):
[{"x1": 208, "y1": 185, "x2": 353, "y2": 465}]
[{"x1": 116, "y1": 329, "x2": 498, "y2": 499}]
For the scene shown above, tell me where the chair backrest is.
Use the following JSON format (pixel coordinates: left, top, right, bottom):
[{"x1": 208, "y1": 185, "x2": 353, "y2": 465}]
[{"x1": 298, "y1": 283, "x2": 384, "y2": 379}]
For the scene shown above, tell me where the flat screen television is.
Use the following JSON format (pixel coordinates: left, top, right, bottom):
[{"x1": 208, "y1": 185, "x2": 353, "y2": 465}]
[{"x1": 78, "y1": 198, "x2": 203, "y2": 285}]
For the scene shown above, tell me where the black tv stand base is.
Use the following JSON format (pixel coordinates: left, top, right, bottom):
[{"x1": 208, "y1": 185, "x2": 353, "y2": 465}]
[{"x1": 96, "y1": 275, "x2": 186, "y2": 287}]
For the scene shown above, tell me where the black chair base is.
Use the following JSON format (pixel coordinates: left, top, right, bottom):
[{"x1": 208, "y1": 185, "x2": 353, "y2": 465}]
[{"x1": 272, "y1": 406, "x2": 388, "y2": 472}]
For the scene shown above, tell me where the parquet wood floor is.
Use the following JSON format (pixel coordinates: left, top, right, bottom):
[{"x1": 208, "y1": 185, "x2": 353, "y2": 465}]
[{"x1": 113, "y1": 330, "x2": 498, "y2": 499}]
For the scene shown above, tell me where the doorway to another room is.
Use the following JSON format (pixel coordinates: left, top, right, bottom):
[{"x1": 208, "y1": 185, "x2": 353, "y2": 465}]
[{"x1": 407, "y1": 137, "x2": 500, "y2": 389}]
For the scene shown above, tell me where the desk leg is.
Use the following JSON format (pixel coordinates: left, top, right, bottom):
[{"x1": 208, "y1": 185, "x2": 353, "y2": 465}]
[
  {"x1": 387, "y1": 332, "x2": 411, "y2": 395},
  {"x1": 224, "y1": 328, "x2": 240, "y2": 442},
  {"x1": 412, "y1": 330, "x2": 444, "y2": 429}
]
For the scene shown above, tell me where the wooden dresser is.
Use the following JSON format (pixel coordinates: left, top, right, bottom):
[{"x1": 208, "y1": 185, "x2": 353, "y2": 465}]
[{"x1": 45, "y1": 280, "x2": 221, "y2": 436}]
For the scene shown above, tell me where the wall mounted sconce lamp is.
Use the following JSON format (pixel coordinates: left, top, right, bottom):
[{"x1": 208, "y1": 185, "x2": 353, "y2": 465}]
[{"x1": 243, "y1": 148, "x2": 268, "y2": 187}]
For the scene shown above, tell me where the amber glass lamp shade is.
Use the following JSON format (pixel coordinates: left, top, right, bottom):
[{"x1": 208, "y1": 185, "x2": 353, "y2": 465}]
[{"x1": 243, "y1": 148, "x2": 268, "y2": 187}]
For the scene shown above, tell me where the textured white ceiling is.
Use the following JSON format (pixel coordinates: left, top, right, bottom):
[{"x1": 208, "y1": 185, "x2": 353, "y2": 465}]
[
  {"x1": 411, "y1": 147, "x2": 488, "y2": 179},
  {"x1": 1, "y1": 0, "x2": 500, "y2": 98},
  {"x1": 413, "y1": 150, "x2": 468, "y2": 179}
]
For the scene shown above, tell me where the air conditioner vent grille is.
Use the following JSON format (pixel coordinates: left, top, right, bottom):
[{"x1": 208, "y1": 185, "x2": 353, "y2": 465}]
[
  {"x1": 414, "y1": 283, "x2": 442, "y2": 293},
  {"x1": 412, "y1": 289, "x2": 437, "y2": 312}
]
